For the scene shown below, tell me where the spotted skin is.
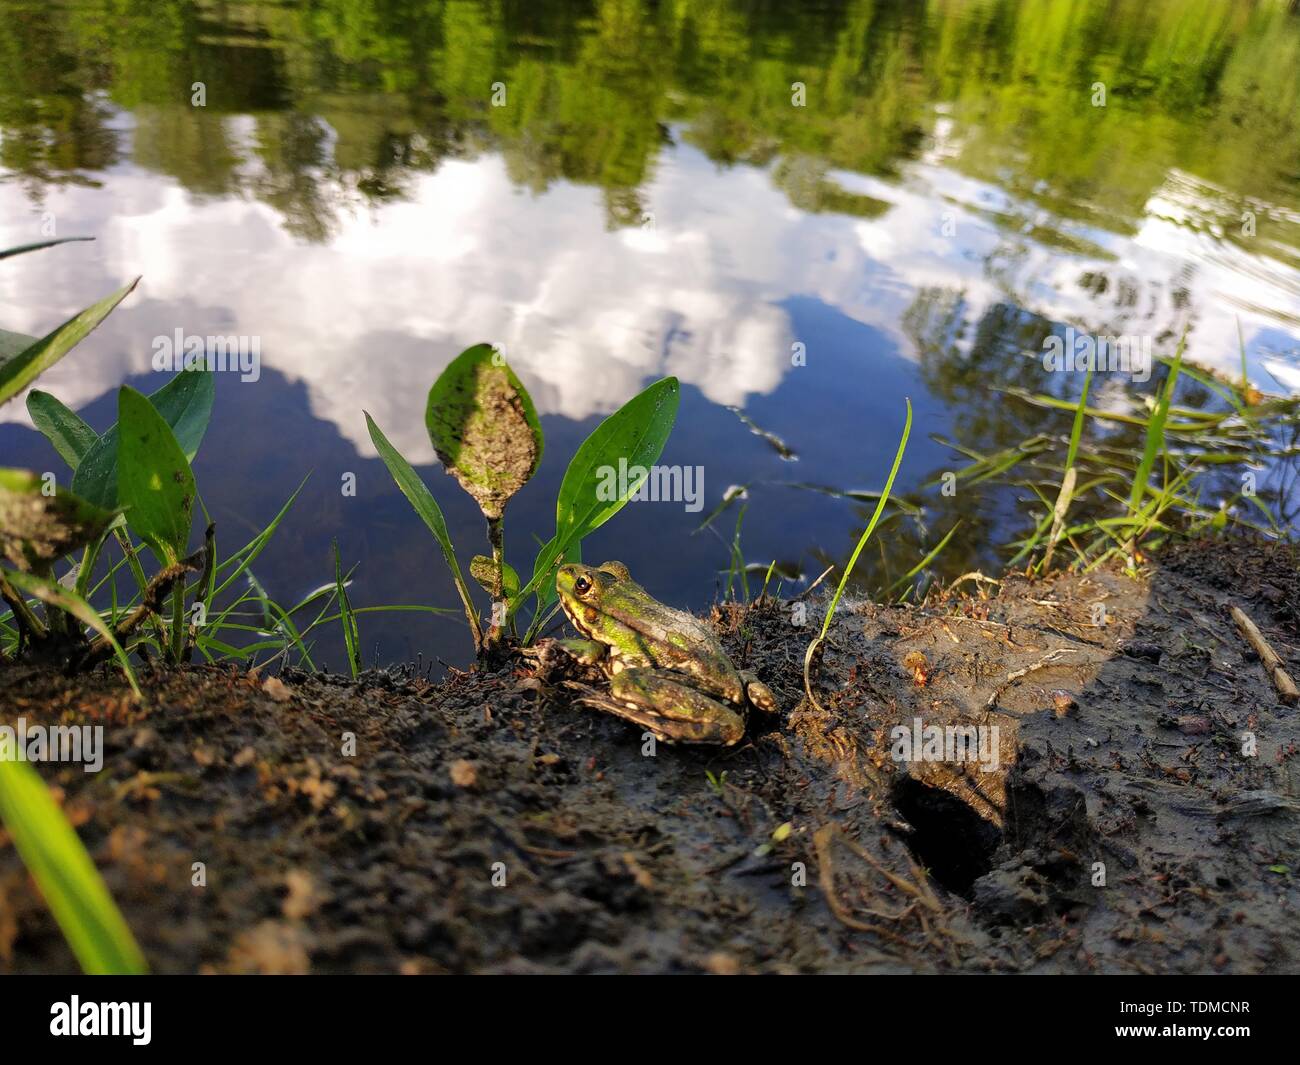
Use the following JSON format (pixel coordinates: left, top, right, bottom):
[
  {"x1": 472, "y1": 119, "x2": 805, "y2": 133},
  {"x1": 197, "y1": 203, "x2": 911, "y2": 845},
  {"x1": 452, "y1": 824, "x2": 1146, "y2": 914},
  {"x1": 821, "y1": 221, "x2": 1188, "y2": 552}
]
[{"x1": 550, "y1": 561, "x2": 779, "y2": 745}]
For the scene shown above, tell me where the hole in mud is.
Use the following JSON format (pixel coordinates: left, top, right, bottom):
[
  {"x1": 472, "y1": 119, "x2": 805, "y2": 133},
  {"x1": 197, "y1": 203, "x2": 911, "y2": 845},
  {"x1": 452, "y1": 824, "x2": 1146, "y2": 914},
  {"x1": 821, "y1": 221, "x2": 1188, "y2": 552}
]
[{"x1": 892, "y1": 777, "x2": 1001, "y2": 898}]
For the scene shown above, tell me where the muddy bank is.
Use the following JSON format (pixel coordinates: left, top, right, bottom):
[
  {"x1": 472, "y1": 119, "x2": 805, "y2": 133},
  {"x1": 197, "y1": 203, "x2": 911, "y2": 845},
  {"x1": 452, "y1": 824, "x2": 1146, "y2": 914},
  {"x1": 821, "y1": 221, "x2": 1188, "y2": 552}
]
[{"x1": 2, "y1": 538, "x2": 1298, "y2": 974}]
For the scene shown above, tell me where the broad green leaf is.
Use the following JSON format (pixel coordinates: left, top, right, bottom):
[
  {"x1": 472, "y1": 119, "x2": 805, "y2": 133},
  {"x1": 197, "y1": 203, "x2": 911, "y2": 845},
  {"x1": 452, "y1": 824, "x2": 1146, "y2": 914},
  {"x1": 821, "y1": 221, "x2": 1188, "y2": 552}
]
[
  {"x1": 116, "y1": 386, "x2": 195, "y2": 563},
  {"x1": 470, "y1": 555, "x2": 520, "y2": 599},
  {"x1": 27, "y1": 391, "x2": 97, "y2": 469},
  {"x1": 3, "y1": 568, "x2": 141, "y2": 698},
  {"x1": 0, "y1": 468, "x2": 119, "y2": 571},
  {"x1": 366, "y1": 411, "x2": 481, "y2": 643},
  {"x1": 0, "y1": 278, "x2": 139, "y2": 407},
  {"x1": 555, "y1": 376, "x2": 678, "y2": 539},
  {"x1": 0, "y1": 757, "x2": 147, "y2": 974},
  {"x1": 514, "y1": 376, "x2": 678, "y2": 608},
  {"x1": 425, "y1": 343, "x2": 543, "y2": 519},
  {"x1": 72, "y1": 367, "x2": 213, "y2": 509},
  {"x1": 0, "y1": 236, "x2": 94, "y2": 261}
]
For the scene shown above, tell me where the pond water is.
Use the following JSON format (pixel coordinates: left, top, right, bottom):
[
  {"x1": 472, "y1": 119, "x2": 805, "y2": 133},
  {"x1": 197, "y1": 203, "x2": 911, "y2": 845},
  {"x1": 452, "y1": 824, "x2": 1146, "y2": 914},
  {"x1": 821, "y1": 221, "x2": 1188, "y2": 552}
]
[{"x1": 2, "y1": 0, "x2": 1298, "y2": 668}]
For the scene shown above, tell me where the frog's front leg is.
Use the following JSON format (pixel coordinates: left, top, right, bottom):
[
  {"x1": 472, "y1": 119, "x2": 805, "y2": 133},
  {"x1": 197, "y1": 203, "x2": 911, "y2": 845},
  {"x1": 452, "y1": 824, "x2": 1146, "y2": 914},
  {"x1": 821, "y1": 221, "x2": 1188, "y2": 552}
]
[
  {"x1": 583, "y1": 668, "x2": 745, "y2": 746},
  {"x1": 550, "y1": 637, "x2": 608, "y2": 667}
]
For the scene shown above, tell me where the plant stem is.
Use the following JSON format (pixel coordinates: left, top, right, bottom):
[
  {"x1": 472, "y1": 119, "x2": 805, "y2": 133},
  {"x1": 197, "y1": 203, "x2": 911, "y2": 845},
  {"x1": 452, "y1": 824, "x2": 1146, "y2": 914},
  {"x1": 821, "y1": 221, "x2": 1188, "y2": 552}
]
[
  {"x1": 170, "y1": 582, "x2": 184, "y2": 663},
  {"x1": 484, "y1": 514, "x2": 505, "y2": 650},
  {"x1": 115, "y1": 528, "x2": 168, "y2": 649},
  {"x1": 33, "y1": 560, "x2": 67, "y2": 638},
  {"x1": 0, "y1": 569, "x2": 48, "y2": 645}
]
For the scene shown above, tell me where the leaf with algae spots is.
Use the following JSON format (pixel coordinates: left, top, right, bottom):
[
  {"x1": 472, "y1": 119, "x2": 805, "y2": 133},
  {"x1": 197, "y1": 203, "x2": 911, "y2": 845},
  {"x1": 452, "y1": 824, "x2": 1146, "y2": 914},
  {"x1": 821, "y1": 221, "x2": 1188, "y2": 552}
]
[
  {"x1": 425, "y1": 344, "x2": 543, "y2": 520},
  {"x1": 0, "y1": 468, "x2": 119, "y2": 571}
]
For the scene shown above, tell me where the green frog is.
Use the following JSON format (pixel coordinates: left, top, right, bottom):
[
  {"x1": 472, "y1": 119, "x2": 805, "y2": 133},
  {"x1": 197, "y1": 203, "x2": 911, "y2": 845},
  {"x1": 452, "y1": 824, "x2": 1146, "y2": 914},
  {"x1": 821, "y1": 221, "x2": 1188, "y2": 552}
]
[{"x1": 547, "y1": 560, "x2": 779, "y2": 745}]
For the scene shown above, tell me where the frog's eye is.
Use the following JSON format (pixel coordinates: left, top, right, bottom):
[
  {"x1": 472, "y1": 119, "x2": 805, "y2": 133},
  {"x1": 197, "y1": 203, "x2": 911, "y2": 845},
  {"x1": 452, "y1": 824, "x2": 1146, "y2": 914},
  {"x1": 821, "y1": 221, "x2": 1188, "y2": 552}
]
[{"x1": 573, "y1": 575, "x2": 592, "y2": 596}]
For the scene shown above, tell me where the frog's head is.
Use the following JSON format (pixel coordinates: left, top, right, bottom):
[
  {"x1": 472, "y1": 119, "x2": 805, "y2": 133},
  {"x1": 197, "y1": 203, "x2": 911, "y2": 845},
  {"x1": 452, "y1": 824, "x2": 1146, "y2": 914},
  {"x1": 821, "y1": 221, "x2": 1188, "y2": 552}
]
[{"x1": 555, "y1": 560, "x2": 636, "y2": 641}]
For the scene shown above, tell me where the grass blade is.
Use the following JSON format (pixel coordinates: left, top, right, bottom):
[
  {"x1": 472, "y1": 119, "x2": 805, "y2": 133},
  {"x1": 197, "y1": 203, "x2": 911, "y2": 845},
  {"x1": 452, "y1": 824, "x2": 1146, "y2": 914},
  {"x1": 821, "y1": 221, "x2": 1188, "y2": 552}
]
[
  {"x1": 333, "y1": 540, "x2": 361, "y2": 678},
  {"x1": 0, "y1": 759, "x2": 147, "y2": 974},
  {"x1": 1129, "y1": 334, "x2": 1185, "y2": 515},
  {"x1": 3, "y1": 569, "x2": 141, "y2": 697},
  {"x1": 819, "y1": 398, "x2": 912, "y2": 640},
  {"x1": 0, "y1": 236, "x2": 94, "y2": 261},
  {"x1": 0, "y1": 278, "x2": 139, "y2": 407},
  {"x1": 365, "y1": 412, "x2": 482, "y2": 649}
]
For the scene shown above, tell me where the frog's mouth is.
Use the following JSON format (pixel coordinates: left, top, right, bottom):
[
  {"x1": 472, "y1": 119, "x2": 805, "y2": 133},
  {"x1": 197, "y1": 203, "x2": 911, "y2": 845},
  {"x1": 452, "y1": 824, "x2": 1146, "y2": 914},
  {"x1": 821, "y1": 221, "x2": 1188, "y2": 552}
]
[{"x1": 558, "y1": 596, "x2": 588, "y2": 638}]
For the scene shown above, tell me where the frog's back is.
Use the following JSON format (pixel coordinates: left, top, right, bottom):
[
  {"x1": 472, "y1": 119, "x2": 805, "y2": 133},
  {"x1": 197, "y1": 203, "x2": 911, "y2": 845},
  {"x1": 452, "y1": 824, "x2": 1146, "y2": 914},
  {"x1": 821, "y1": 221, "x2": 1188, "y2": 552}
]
[{"x1": 638, "y1": 602, "x2": 744, "y2": 702}]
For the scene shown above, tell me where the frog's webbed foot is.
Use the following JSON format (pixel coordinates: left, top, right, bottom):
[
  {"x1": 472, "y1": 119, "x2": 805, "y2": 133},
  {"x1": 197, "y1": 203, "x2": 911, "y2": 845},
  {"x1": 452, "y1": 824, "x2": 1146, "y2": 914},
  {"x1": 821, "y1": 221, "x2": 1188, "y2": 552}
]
[
  {"x1": 524, "y1": 636, "x2": 607, "y2": 667},
  {"x1": 581, "y1": 668, "x2": 745, "y2": 746},
  {"x1": 549, "y1": 637, "x2": 608, "y2": 667},
  {"x1": 739, "y1": 669, "x2": 779, "y2": 714},
  {"x1": 522, "y1": 638, "x2": 607, "y2": 689}
]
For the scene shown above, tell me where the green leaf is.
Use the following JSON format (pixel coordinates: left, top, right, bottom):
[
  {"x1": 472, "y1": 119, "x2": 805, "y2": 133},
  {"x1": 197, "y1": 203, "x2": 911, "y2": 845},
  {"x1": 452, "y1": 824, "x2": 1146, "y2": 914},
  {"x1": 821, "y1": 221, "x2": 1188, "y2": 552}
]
[
  {"x1": 514, "y1": 376, "x2": 679, "y2": 608},
  {"x1": 72, "y1": 367, "x2": 214, "y2": 509},
  {"x1": 116, "y1": 386, "x2": 195, "y2": 563},
  {"x1": 210, "y1": 477, "x2": 307, "y2": 599},
  {"x1": 0, "y1": 468, "x2": 120, "y2": 571},
  {"x1": 3, "y1": 568, "x2": 141, "y2": 698},
  {"x1": 0, "y1": 278, "x2": 139, "y2": 407},
  {"x1": 555, "y1": 376, "x2": 679, "y2": 539},
  {"x1": 0, "y1": 236, "x2": 94, "y2": 262},
  {"x1": 365, "y1": 411, "x2": 482, "y2": 645},
  {"x1": 471, "y1": 555, "x2": 520, "y2": 599},
  {"x1": 1129, "y1": 332, "x2": 1185, "y2": 514},
  {"x1": 27, "y1": 391, "x2": 97, "y2": 469},
  {"x1": 0, "y1": 328, "x2": 37, "y2": 361},
  {"x1": 0, "y1": 757, "x2": 147, "y2": 974},
  {"x1": 333, "y1": 540, "x2": 362, "y2": 678},
  {"x1": 425, "y1": 343, "x2": 544, "y2": 520}
]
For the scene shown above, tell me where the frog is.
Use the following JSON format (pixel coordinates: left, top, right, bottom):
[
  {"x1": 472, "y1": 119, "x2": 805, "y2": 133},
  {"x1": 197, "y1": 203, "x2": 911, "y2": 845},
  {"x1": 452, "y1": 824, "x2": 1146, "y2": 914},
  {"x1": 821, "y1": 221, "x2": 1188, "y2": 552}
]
[{"x1": 546, "y1": 560, "x2": 779, "y2": 745}]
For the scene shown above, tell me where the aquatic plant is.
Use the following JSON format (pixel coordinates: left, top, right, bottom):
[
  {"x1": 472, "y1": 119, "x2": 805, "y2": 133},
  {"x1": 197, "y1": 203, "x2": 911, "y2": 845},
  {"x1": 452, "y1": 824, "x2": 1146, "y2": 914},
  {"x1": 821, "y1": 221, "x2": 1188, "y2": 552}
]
[{"x1": 367, "y1": 343, "x2": 679, "y2": 654}]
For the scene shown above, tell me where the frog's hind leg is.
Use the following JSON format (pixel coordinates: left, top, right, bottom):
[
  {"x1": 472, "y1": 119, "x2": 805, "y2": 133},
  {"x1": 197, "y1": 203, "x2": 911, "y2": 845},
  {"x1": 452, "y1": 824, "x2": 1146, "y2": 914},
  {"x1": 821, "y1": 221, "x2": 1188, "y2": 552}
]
[{"x1": 581, "y1": 668, "x2": 745, "y2": 746}]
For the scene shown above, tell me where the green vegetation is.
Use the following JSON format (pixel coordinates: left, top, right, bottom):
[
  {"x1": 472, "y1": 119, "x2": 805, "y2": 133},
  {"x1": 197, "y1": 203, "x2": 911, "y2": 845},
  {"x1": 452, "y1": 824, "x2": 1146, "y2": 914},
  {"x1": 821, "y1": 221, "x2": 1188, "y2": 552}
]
[
  {"x1": 368, "y1": 343, "x2": 678, "y2": 654},
  {"x1": 2, "y1": 0, "x2": 1295, "y2": 247},
  {"x1": 0, "y1": 238, "x2": 149, "y2": 975},
  {"x1": 803, "y1": 399, "x2": 912, "y2": 705},
  {"x1": 1, "y1": 0, "x2": 1298, "y2": 978},
  {"x1": 0, "y1": 756, "x2": 147, "y2": 974}
]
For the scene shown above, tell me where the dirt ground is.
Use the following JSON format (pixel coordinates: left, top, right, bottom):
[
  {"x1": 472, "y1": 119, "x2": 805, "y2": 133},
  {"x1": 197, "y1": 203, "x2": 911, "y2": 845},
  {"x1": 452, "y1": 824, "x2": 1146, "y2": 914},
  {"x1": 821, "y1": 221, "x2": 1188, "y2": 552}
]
[{"x1": 2, "y1": 537, "x2": 1298, "y2": 974}]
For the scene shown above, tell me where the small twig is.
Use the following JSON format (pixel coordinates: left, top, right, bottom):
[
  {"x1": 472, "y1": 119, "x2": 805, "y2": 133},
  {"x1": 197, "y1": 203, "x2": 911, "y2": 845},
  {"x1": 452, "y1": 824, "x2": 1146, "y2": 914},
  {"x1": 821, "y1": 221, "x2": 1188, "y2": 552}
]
[
  {"x1": 1043, "y1": 466, "x2": 1077, "y2": 571},
  {"x1": 1230, "y1": 606, "x2": 1299, "y2": 705},
  {"x1": 946, "y1": 571, "x2": 1001, "y2": 596},
  {"x1": 791, "y1": 564, "x2": 835, "y2": 603},
  {"x1": 0, "y1": 568, "x2": 48, "y2": 646},
  {"x1": 184, "y1": 522, "x2": 217, "y2": 661},
  {"x1": 986, "y1": 647, "x2": 1080, "y2": 708},
  {"x1": 84, "y1": 556, "x2": 201, "y2": 662}
]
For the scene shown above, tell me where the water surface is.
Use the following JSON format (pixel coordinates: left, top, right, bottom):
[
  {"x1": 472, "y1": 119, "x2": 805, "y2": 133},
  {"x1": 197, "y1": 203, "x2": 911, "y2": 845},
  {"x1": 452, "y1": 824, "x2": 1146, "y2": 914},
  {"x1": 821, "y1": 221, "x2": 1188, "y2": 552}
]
[{"x1": 2, "y1": 0, "x2": 1298, "y2": 666}]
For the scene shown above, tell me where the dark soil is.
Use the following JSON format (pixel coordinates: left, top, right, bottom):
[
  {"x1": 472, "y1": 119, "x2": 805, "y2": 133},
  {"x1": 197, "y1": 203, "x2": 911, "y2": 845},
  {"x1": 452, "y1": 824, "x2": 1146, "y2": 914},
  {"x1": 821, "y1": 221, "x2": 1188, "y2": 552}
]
[{"x1": 2, "y1": 537, "x2": 1298, "y2": 973}]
